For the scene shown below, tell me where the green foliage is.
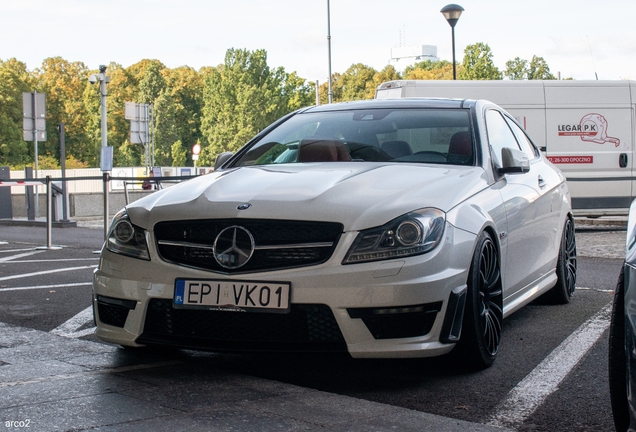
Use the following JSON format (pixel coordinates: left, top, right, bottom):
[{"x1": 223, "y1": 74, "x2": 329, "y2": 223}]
[
  {"x1": 165, "y1": 66, "x2": 204, "y2": 152},
  {"x1": 34, "y1": 57, "x2": 90, "y2": 163},
  {"x1": 114, "y1": 141, "x2": 140, "y2": 167},
  {"x1": 37, "y1": 154, "x2": 60, "y2": 169},
  {"x1": 459, "y1": 43, "x2": 502, "y2": 80},
  {"x1": 154, "y1": 89, "x2": 180, "y2": 166},
  {"x1": 404, "y1": 60, "x2": 451, "y2": 74},
  {"x1": 404, "y1": 60, "x2": 454, "y2": 80},
  {"x1": 319, "y1": 72, "x2": 343, "y2": 105},
  {"x1": 505, "y1": 57, "x2": 529, "y2": 80},
  {"x1": 137, "y1": 60, "x2": 167, "y2": 104},
  {"x1": 200, "y1": 48, "x2": 313, "y2": 164},
  {"x1": 374, "y1": 65, "x2": 401, "y2": 83},
  {"x1": 340, "y1": 63, "x2": 377, "y2": 101},
  {"x1": 171, "y1": 140, "x2": 187, "y2": 166},
  {"x1": 0, "y1": 58, "x2": 33, "y2": 166},
  {"x1": 0, "y1": 46, "x2": 559, "y2": 169},
  {"x1": 319, "y1": 64, "x2": 401, "y2": 103},
  {"x1": 505, "y1": 56, "x2": 555, "y2": 80},
  {"x1": 528, "y1": 56, "x2": 556, "y2": 80},
  {"x1": 64, "y1": 155, "x2": 88, "y2": 169}
]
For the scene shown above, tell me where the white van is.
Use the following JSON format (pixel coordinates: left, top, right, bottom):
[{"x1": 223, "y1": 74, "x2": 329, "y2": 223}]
[{"x1": 376, "y1": 80, "x2": 636, "y2": 216}]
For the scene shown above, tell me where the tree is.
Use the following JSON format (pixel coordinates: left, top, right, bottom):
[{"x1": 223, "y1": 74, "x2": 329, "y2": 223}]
[
  {"x1": 528, "y1": 55, "x2": 556, "y2": 80},
  {"x1": 505, "y1": 57, "x2": 529, "y2": 80},
  {"x1": 459, "y1": 43, "x2": 502, "y2": 80},
  {"x1": 165, "y1": 66, "x2": 205, "y2": 153},
  {"x1": 154, "y1": 89, "x2": 180, "y2": 166},
  {"x1": 404, "y1": 60, "x2": 454, "y2": 80},
  {"x1": 201, "y1": 48, "x2": 313, "y2": 164},
  {"x1": 137, "y1": 60, "x2": 167, "y2": 105},
  {"x1": 113, "y1": 140, "x2": 140, "y2": 167},
  {"x1": 340, "y1": 63, "x2": 378, "y2": 101},
  {"x1": 366, "y1": 65, "x2": 403, "y2": 97},
  {"x1": 171, "y1": 140, "x2": 187, "y2": 166},
  {"x1": 0, "y1": 58, "x2": 32, "y2": 166},
  {"x1": 34, "y1": 57, "x2": 90, "y2": 164},
  {"x1": 505, "y1": 55, "x2": 556, "y2": 80},
  {"x1": 318, "y1": 72, "x2": 343, "y2": 105},
  {"x1": 279, "y1": 71, "x2": 314, "y2": 113},
  {"x1": 106, "y1": 62, "x2": 140, "y2": 163},
  {"x1": 374, "y1": 64, "x2": 401, "y2": 83}
]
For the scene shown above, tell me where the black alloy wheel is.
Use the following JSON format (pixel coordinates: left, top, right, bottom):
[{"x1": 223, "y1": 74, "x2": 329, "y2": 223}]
[
  {"x1": 609, "y1": 266, "x2": 629, "y2": 432},
  {"x1": 544, "y1": 217, "x2": 578, "y2": 304},
  {"x1": 456, "y1": 231, "x2": 503, "y2": 369}
]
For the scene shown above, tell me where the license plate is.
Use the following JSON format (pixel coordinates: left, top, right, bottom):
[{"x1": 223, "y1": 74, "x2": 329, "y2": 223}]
[{"x1": 174, "y1": 279, "x2": 290, "y2": 312}]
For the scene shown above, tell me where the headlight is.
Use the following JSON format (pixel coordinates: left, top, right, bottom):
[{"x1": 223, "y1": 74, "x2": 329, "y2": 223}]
[
  {"x1": 343, "y1": 208, "x2": 445, "y2": 264},
  {"x1": 106, "y1": 209, "x2": 150, "y2": 260}
]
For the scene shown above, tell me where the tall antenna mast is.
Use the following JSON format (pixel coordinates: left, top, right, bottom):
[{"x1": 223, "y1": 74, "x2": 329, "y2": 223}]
[{"x1": 586, "y1": 35, "x2": 598, "y2": 80}]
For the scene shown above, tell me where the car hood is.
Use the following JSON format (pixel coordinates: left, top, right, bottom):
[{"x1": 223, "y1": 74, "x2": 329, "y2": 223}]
[{"x1": 126, "y1": 163, "x2": 490, "y2": 232}]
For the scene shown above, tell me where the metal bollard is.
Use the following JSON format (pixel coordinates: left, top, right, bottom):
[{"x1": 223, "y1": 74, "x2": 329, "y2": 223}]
[
  {"x1": 46, "y1": 176, "x2": 52, "y2": 248},
  {"x1": 103, "y1": 172, "x2": 109, "y2": 241},
  {"x1": 37, "y1": 176, "x2": 61, "y2": 250}
]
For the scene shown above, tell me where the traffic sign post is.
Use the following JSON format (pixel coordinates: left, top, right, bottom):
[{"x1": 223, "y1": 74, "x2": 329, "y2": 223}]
[
  {"x1": 23, "y1": 91, "x2": 46, "y2": 218},
  {"x1": 125, "y1": 101, "x2": 153, "y2": 169},
  {"x1": 192, "y1": 143, "x2": 201, "y2": 170}
]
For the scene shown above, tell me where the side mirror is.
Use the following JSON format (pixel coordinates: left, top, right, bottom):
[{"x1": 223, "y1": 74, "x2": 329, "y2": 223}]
[
  {"x1": 214, "y1": 152, "x2": 233, "y2": 170},
  {"x1": 498, "y1": 147, "x2": 530, "y2": 174}
]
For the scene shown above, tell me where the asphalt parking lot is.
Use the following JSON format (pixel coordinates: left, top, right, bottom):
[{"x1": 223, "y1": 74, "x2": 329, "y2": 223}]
[{"x1": 0, "y1": 218, "x2": 625, "y2": 431}]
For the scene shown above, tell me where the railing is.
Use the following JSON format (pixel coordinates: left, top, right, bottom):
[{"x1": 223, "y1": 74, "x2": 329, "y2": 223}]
[{"x1": 0, "y1": 173, "x2": 197, "y2": 249}]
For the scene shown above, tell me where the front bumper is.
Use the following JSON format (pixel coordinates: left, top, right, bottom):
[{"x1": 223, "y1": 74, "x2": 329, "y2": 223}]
[{"x1": 93, "y1": 224, "x2": 476, "y2": 358}]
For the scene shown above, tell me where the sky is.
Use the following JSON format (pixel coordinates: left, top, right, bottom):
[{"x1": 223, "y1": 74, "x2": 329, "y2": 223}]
[{"x1": 2, "y1": 0, "x2": 635, "y2": 82}]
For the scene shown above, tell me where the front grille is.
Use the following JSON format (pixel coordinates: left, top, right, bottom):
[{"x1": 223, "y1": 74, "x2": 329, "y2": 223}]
[
  {"x1": 137, "y1": 299, "x2": 346, "y2": 352},
  {"x1": 154, "y1": 219, "x2": 343, "y2": 274}
]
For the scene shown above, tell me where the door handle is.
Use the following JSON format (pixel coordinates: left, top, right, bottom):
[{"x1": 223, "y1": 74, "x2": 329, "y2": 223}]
[
  {"x1": 538, "y1": 175, "x2": 546, "y2": 189},
  {"x1": 620, "y1": 153, "x2": 628, "y2": 168}
]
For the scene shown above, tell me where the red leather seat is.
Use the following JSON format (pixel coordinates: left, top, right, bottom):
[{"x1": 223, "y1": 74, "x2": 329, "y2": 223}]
[{"x1": 298, "y1": 138, "x2": 351, "y2": 162}]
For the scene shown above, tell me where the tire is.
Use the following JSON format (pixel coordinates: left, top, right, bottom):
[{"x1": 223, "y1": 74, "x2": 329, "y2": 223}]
[
  {"x1": 609, "y1": 266, "x2": 629, "y2": 432},
  {"x1": 543, "y1": 217, "x2": 577, "y2": 304},
  {"x1": 456, "y1": 231, "x2": 503, "y2": 370}
]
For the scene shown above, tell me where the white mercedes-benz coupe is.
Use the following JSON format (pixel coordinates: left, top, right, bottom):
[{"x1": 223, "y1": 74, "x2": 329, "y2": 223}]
[{"x1": 93, "y1": 98, "x2": 577, "y2": 369}]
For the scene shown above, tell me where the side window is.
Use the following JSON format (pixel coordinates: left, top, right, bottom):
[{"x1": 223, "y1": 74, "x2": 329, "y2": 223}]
[
  {"x1": 504, "y1": 116, "x2": 540, "y2": 160},
  {"x1": 485, "y1": 110, "x2": 521, "y2": 167}
]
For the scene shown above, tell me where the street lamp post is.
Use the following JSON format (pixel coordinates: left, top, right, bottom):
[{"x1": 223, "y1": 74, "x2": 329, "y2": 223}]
[
  {"x1": 327, "y1": 0, "x2": 333, "y2": 104},
  {"x1": 440, "y1": 4, "x2": 464, "y2": 80}
]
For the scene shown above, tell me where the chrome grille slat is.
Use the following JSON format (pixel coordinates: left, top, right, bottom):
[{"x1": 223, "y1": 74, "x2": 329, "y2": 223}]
[{"x1": 157, "y1": 239, "x2": 334, "y2": 250}]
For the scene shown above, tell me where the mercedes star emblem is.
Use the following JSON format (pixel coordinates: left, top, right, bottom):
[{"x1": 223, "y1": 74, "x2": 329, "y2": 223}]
[{"x1": 213, "y1": 226, "x2": 255, "y2": 269}]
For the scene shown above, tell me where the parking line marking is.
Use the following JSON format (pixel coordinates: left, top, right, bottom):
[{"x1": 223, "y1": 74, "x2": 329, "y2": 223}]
[
  {"x1": 487, "y1": 302, "x2": 612, "y2": 429},
  {"x1": 0, "y1": 248, "x2": 37, "y2": 253},
  {"x1": 0, "y1": 265, "x2": 97, "y2": 281},
  {"x1": 51, "y1": 306, "x2": 94, "y2": 338},
  {"x1": 0, "y1": 282, "x2": 92, "y2": 292},
  {"x1": 0, "y1": 250, "x2": 45, "y2": 262},
  {"x1": 576, "y1": 286, "x2": 614, "y2": 293},
  {"x1": 3, "y1": 258, "x2": 100, "y2": 263}
]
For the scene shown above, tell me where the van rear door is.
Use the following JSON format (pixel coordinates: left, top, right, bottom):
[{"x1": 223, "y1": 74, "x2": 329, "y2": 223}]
[{"x1": 542, "y1": 82, "x2": 634, "y2": 215}]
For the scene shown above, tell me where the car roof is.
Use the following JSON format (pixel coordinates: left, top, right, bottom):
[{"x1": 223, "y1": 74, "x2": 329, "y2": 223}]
[{"x1": 300, "y1": 98, "x2": 479, "y2": 113}]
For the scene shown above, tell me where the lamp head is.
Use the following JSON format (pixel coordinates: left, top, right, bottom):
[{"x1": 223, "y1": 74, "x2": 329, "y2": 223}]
[{"x1": 441, "y1": 4, "x2": 464, "y2": 28}]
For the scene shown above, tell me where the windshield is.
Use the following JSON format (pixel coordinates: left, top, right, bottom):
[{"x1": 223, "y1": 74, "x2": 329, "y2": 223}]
[{"x1": 233, "y1": 108, "x2": 473, "y2": 167}]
